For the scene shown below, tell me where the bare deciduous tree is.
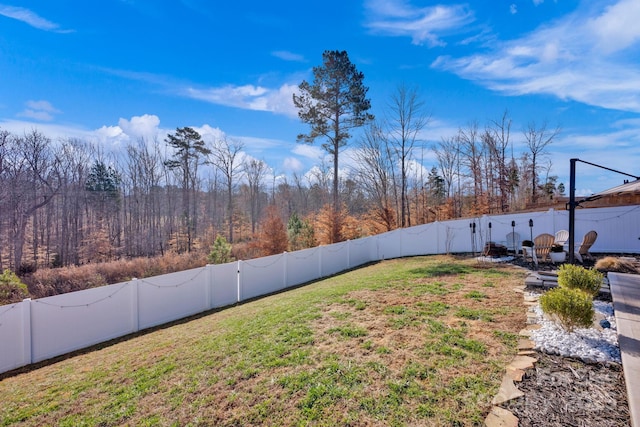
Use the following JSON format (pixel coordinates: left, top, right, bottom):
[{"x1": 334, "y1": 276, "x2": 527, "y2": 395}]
[
  {"x1": 10, "y1": 130, "x2": 60, "y2": 271},
  {"x1": 385, "y1": 84, "x2": 429, "y2": 227},
  {"x1": 243, "y1": 158, "x2": 268, "y2": 234},
  {"x1": 523, "y1": 121, "x2": 560, "y2": 204},
  {"x1": 209, "y1": 136, "x2": 244, "y2": 242},
  {"x1": 353, "y1": 122, "x2": 396, "y2": 231}
]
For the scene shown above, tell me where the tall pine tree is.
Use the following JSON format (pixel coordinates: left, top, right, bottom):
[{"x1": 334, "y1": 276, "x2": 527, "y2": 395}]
[{"x1": 293, "y1": 50, "x2": 373, "y2": 242}]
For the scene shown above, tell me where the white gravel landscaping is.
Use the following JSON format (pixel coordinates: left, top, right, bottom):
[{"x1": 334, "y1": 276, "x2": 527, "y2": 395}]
[{"x1": 529, "y1": 299, "x2": 621, "y2": 364}]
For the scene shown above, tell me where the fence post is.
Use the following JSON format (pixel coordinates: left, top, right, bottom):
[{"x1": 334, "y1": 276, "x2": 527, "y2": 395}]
[
  {"x1": 21, "y1": 298, "x2": 32, "y2": 365},
  {"x1": 283, "y1": 252, "x2": 288, "y2": 289},
  {"x1": 131, "y1": 279, "x2": 139, "y2": 333},
  {"x1": 237, "y1": 260, "x2": 242, "y2": 303},
  {"x1": 205, "y1": 264, "x2": 213, "y2": 311}
]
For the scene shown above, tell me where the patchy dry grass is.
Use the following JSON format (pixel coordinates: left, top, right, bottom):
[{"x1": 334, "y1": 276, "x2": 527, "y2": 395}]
[{"x1": 0, "y1": 255, "x2": 527, "y2": 426}]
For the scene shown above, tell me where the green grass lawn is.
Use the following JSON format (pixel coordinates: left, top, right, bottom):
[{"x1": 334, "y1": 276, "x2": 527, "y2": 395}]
[{"x1": 0, "y1": 255, "x2": 527, "y2": 426}]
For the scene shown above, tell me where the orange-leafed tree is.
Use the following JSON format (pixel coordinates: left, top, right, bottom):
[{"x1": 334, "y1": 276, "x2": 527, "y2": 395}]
[
  {"x1": 250, "y1": 205, "x2": 288, "y2": 256},
  {"x1": 313, "y1": 204, "x2": 366, "y2": 245},
  {"x1": 313, "y1": 204, "x2": 344, "y2": 245}
]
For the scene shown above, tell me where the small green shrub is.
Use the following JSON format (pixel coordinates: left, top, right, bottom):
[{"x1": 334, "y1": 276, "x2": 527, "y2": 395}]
[
  {"x1": 557, "y1": 264, "x2": 603, "y2": 298},
  {"x1": 0, "y1": 269, "x2": 30, "y2": 305},
  {"x1": 208, "y1": 235, "x2": 234, "y2": 264},
  {"x1": 540, "y1": 287, "x2": 594, "y2": 332}
]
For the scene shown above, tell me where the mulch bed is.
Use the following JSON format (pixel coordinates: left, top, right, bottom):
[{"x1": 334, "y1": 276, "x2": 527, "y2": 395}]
[
  {"x1": 502, "y1": 352, "x2": 630, "y2": 427},
  {"x1": 500, "y1": 254, "x2": 634, "y2": 426}
]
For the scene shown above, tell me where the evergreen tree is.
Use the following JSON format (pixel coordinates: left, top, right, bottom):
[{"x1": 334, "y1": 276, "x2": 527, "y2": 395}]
[
  {"x1": 293, "y1": 50, "x2": 373, "y2": 241},
  {"x1": 208, "y1": 235, "x2": 233, "y2": 264},
  {"x1": 164, "y1": 127, "x2": 211, "y2": 252}
]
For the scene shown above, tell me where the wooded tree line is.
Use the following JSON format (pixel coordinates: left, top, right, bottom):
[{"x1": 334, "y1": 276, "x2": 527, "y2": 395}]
[
  {"x1": 0, "y1": 112, "x2": 561, "y2": 275},
  {"x1": 0, "y1": 51, "x2": 562, "y2": 275}
]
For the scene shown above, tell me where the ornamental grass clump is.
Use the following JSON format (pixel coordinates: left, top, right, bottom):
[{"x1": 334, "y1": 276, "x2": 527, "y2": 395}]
[
  {"x1": 540, "y1": 287, "x2": 594, "y2": 332},
  {"x1": 557, "y1": 264, "x2": 603, "y2": 297}
]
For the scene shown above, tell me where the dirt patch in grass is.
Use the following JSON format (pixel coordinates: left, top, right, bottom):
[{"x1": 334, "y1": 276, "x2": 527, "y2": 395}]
[{"x1": 306, "y1": 261, "x2": 527, "y2": 424}]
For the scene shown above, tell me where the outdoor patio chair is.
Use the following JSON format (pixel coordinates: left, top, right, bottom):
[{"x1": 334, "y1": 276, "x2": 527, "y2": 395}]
[
  {"x1": 574, "y1": 230, "x2": 598, "y2": 263},
  {"x1": 554, "y1": 230, "x2": 569, "y2": 246},
  {"x1": 534, "y1": 233, "x2": 555, "y2": 263}
]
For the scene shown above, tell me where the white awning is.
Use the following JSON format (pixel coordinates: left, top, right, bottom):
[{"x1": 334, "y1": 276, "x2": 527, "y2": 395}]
[{"x1": 592, "y1": 179, "x2": 640, "y2": 197}]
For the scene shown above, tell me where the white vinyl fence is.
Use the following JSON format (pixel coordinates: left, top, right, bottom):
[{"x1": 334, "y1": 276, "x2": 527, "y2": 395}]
[{"x1": 2, "y1": 205, "x2": 639, "y2": 374}]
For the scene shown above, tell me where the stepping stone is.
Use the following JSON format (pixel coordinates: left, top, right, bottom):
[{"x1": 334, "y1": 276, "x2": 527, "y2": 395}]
[
  {"x1": 485, "y1": 406, "x2": 519, "y2": 427},
  {"x1": 538, "y1": 271, "x2": 558, "y2": 277},
  {"x1": 593, "y1": 312, "x2": 606, "y2": 330},
  {"x1": 524, "y1": 295, "x2": 539, "y2": 303},
  {"x1": 525, "y1": 277, "x2": 542, "y2": 287},
  {"x1": 517, "y1": 350, "x2": 536, "y2": 356},
  {"x1": 507, "y1": 355, "x2": 536, "y2": 371},
  {"x1": 526, "y1": 317, "x2": 538, "y2": 325},
  {"x1": 519, "y1": 324, "x2": 541, "y2": 336},
  {"x1": 517, "y1": 338, "x2": 534, "y2": 350},
  {"x1": 506, "y1": 366, "x2": 525, "y2": 381},
  {"x1": 491, "y1": 374, "x2": 524, "y2": 405}
]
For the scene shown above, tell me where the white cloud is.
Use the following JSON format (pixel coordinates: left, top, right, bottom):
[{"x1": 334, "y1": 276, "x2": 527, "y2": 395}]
[
  {"x1": 510, "y1": 4, "x2": 518, "y2": 15},
  {"x1": 0, "y1": 4, "x2": 71, "y2": 32},
  {"x1": 95, "y1": 125, "x2": 123, "y2": 139},
  {"x1": 292, "y1": 144, "x2": 324, "y2": 160},
  {"x1": 364, "y1": 0, "x2": 475, "y2": 46},
  {"x1": 272, "y1": 50, "x2": 306, "y2": 62},
  {"x1": 543, "y1": 118, "x2": 640, "y2": 194},
  {"x1": 118, "y1": 114, "x2": 160, "y2": 139},
  {"x1": 432, "y1": 0, "x2": 640, "y2": 112},
  {"x1": 185, "y1": 83, "x2": 299, "y2": 117},
  {"x1": 0, "y1": 119, "x2": 91, "y2": 141},
  {"x1": 587, "y1": 0, "x2": 640, "y2": 54},
  {"x1": 283, "y1": 157, "x2": 303, "y2": 173},
  {"x1": 18, "y1": 109, "x2": 54, "y2": 121},
  {"x1": 25, "y1": 100, "x2": 59, "y2": 112},
  {"x1": 17, "y1": 100, "x2": 62, "y2": 121},
  {"x1": 533, "y1": 0, "x2": 544, "y2": 5}
]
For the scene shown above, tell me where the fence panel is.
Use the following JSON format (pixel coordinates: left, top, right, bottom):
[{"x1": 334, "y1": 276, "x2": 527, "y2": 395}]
[
  {"x1": 286, "y1": 248, "x2": 321, "y2": 288},
  {"x1": 137, "y1": 267, "x2": 208, "y2": 330},
  {"x1": 29, "y1": 282, "x2": 133, "y2": 363},
  {"x1": 3, "y1": 205, "x2": 640, "y2": 375},
  {"x1": 376, "y1": 230, "x2": 402, "y2": 260},
  {"x1": 239, "y1": 254, "x2": 286, "y2": 301},
  {"x1": 575, "y1": 206, "x2": 640, "y2": 253},
  {"x1": 321, "y1": 242, "x2": 349, "y2": 277},
  {"x1": 401, "y1": 223, "x2": 438, "y2": 257},
  {"x1": 348, "y1": 236, "x2": 376, "y2": 268},
  {"x1": 210, "y1": 262, "x2": 239, "y2": 308},
  {"x1": 437, "y1": 218, "x2": 478, "y2": 253},
  {"x1": 0, "y1": 302, "x2": 28, "y2": 373}
]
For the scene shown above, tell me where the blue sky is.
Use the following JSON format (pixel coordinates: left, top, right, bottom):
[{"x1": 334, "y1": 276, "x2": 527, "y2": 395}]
[{"x1": 1, "y1": 0, "x2": 639, "y2": 196}]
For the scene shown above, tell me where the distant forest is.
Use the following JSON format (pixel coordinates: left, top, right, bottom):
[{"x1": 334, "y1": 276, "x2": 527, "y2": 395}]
[{"x1": 0, "y1": 104, "x2": 562, "y2": 275}]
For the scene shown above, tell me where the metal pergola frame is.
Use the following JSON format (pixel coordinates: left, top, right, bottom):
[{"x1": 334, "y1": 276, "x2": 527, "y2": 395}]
[{"x1": 567, "y1": 159, "x2": 640, "y2": 263}]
